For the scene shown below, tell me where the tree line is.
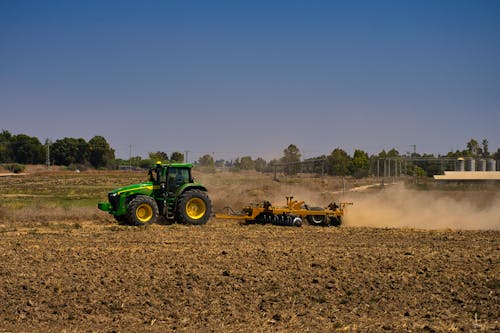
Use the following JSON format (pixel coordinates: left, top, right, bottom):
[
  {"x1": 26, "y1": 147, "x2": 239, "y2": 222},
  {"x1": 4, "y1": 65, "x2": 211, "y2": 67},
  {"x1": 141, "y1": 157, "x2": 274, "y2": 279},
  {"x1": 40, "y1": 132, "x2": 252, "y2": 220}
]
[
  {"x1": 0, "y1": 130, "x2": 115, "y2": 169},
  {"x1": 117, "y1": 151, "x2": 186, "y2": 169},
  {"x1": 1, "y1": 130, "x2": 498, "y2": 177},
  {"x1": 196, "y1": 139, "x2": 500, "y2": 177}
]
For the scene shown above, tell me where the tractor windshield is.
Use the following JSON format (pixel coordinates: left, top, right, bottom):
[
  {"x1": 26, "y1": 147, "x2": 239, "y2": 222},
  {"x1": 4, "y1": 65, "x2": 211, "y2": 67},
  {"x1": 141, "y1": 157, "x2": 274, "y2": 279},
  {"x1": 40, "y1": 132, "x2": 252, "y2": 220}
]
[{"x1": 167, "y1": 167, "x2": 190, "y2": 192}]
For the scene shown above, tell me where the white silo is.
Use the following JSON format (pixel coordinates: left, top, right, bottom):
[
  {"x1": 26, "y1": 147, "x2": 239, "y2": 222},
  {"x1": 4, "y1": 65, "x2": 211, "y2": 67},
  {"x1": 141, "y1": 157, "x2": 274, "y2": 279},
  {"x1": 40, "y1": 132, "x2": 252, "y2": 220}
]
[
  {"x1": 466, "y1": 158, "x2": 476, "y2": 171},
  {"x1": 487, "y1": 159, "x2": 497, "y2": 171},
  {"x1": 478, "y1": 159, "x2": 487, "y2": 171},
  {"x1": 456, "y1": 158, "x2": 465, "y2": 171}
]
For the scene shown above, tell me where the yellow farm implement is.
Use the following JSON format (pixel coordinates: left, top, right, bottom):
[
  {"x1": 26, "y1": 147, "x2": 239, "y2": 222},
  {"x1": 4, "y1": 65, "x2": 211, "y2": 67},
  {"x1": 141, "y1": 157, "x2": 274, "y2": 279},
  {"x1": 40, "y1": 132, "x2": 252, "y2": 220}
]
[{"x1": 215, "y1": 196, "x2": 352, "y2": 227}]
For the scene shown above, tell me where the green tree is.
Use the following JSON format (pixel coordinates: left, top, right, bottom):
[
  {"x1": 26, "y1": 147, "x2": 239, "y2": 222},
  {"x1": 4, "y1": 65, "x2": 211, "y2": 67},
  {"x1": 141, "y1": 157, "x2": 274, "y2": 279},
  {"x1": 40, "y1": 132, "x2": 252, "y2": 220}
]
[
  {"x1": 129, "y1": 156, "x2": 142, "y2": 167},
  {"x1": 281, "y1": 144, "x2": 301, "y2": 175},
  {"x1": 0, "y1": 130, "x2": 13, "y2": 162},
  {"x1": 350, "y1": 149, "x2": 369, "y2": 178},
  {"x1": 138, "y1": 158, "x2": 154, "y2": 169},
  {"x1": 10, "y1": 134, "x2": 45, "y2": 164},
  {"x1": 239, "y1": 156, "x2": 255, "y2": 170},
  {"x1": 445, "y1": 150, "x2": 463, "y2": 158},
  {"x1": 411, "y1": 153, "x2": 443, "y2": 177},
  {"x1": 149, "y1": 151, "x2": 169, "y2": 163},
  {"x1": 170, "y1": 151, "x2": 184, "y2": 162},
  {"x1": 88, "y1": 136, "x2": 115, "y2": 169},
  {"x1": 74, "y1": 138, "x2": 89, "y2": 163},
  {"x1": 466, "y1": 139, "x2": 480, "y2": 157},
  {"x1": 493, "y1": 149, "x2": 500, "y2": 162},
  {"x1": 326, "y1": 148, "x2": 351, "y2": 176},
  {"x1": 387, "y1": 148, "x2": 400, "y2": 157},
  {"x1": 414, "y1": 165, "x2": 426, "y2": 177},
  {"x1": 51, "y1": 137, "x2": 89, "y2": 166},
  {"x1": 198, "y1": 154, "x2": 214, "y2": 167},
  {"x1": 481, "y1": 139, "x2": 489, "y2": 158},
  {"x1": 254, "y1": 157, "x2": 267, "y2": 172}
]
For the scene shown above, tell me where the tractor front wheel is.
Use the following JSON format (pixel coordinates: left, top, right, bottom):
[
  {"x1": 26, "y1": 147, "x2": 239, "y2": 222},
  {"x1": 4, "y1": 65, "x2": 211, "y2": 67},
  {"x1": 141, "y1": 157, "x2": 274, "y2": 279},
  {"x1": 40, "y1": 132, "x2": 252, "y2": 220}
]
[
  {"x1": 127, "y1": 195, "x2": 159, "y2": 226},
  {"x1": 176, "y1": 189, "x2": 211, "y2": 225},
  {"x1": 114, "y1": 215, "x2": 130, "y2": 225}
]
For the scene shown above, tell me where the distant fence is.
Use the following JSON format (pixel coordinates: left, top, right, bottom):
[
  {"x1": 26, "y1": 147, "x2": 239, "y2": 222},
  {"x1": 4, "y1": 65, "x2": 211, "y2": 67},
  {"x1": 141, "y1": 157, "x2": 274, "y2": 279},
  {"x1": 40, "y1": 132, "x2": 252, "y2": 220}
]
[{"x1": 271, "y1": 157, "x2": 499, "y2": 179}]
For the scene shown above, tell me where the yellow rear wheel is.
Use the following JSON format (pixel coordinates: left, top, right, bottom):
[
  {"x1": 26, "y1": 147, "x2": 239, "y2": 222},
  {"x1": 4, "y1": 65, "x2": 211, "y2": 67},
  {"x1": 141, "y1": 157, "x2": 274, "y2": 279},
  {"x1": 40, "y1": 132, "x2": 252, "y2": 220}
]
[{"x1": 177, "y1": 189, "x2": 211, "y2": 225}]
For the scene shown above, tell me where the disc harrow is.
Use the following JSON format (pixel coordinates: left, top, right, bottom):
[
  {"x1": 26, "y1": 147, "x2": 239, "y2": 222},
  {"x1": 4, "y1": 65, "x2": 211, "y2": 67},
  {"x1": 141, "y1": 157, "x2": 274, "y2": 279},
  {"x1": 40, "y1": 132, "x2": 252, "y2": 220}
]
[{"x1": 215, "y1": 196, "x2": 352, "y2": 227}]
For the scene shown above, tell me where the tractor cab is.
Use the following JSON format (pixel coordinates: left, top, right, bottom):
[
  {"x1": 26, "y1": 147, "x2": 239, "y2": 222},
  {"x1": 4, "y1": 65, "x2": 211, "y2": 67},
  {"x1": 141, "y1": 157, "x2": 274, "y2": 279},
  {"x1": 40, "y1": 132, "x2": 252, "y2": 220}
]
[{"x1": 149, "y1": 162, "x2": 194, "y2": 195}]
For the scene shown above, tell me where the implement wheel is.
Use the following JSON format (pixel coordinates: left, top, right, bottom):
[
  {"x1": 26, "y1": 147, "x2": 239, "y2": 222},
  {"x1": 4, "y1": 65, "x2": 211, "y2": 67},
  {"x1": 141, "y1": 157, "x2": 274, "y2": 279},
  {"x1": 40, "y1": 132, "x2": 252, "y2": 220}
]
[
  {"x1": 127, "y1": 195, "x2": 159, "y2": 226},
  {"x1": 329, "y1": 216, "x2": 342, "y2": 227},
  {"x1": 306, "y1": 207, "x2": 327, "y2": 226},
  {"x1": 176, "y1": 189, "x2": 212, "y2": 225}
]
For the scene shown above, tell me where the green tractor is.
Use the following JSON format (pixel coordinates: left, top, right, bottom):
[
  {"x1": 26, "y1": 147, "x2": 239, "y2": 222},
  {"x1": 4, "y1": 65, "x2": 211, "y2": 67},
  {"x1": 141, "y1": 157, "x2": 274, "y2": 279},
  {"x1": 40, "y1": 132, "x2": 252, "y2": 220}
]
[{"x1": 98, "y1": 162, "x2": 211, "y2": 226}]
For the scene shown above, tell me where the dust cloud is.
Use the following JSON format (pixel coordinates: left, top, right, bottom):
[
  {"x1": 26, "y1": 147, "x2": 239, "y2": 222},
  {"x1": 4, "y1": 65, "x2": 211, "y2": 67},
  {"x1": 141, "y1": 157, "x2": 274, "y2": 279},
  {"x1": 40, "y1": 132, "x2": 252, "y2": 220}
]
[
  {"x1": 201, "y1": 171, "x2": 500, "y2": 230},
  {"x1": 343, "y1": 185, "x2": 500, "y2": 230}
]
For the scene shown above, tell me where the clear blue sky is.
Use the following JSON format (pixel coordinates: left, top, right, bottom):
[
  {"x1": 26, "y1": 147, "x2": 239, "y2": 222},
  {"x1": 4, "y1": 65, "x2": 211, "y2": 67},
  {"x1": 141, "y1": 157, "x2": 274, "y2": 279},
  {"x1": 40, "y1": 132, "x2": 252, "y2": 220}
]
[{"x1": 1, "y1": 0, "x2": 499, "y2": 161}]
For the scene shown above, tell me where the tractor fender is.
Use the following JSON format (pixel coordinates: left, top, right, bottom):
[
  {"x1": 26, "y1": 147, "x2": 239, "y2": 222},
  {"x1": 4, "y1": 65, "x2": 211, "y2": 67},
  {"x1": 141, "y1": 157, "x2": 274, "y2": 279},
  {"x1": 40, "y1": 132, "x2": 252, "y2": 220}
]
[
  {"x1": 176, "y1": 183, "x2": 208, "y2": 196},
  {"x1": 111, "y1": 184, "x2": 156, "y2": 216}
]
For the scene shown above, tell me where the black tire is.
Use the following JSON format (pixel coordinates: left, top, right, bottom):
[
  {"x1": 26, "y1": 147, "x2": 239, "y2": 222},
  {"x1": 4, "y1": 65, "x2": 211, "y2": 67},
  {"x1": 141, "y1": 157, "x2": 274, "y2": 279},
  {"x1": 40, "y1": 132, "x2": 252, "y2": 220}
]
[
  {"x1": 329, "y1": 216, "x2": 342, "y2": 227},
  {"x1": 306, "y1": 207, "x2": 327, "y2": 226},
  {"x1": 127, "y1": 195, "x2": 159, "y2": 226},
  {"x1": 114, "y1": 215, "x2": 130, "y2": 225},
  {"x1": 176, "y1": 189, "x2": 211, "y2": 225}
]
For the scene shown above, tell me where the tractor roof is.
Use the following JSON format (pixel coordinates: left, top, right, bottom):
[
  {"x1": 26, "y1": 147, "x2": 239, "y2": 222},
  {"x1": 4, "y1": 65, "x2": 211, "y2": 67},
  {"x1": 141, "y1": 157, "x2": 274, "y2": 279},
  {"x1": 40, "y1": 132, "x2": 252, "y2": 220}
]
[{"x1": 155, "y1": 162, "x2": 193, "y2": 168}]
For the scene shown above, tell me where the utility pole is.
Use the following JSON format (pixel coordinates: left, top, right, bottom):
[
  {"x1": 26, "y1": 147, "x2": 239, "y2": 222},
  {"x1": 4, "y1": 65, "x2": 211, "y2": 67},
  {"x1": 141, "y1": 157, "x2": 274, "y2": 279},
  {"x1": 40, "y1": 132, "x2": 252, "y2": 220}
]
[
  {"x1": 45, "y1": 139, "x2": 51, "y2": 169},
  {"x1": 184, "y1": 150, "x2": 189, "y2": 163},
  {"x1": 129, "y1": 144, "x2": 132, "y2": 171},
  {"x1": 410, "y1": 145, "x2": 416, "y2": 158}
]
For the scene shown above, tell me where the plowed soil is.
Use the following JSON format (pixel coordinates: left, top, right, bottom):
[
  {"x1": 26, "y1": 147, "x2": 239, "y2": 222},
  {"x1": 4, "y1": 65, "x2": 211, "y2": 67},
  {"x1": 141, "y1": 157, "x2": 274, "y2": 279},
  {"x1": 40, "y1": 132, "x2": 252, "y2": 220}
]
[
  {"x1": 1, "y1": 221, "x2": 498, "y2": 332},
  {"x1": 0, "y1": 170, "x2": 499, "y2": 332}
]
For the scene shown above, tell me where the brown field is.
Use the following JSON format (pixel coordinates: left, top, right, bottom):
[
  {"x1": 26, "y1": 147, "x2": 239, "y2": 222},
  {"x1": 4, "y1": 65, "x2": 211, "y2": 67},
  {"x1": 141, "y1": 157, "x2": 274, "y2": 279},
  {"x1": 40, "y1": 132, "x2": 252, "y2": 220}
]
[{"x1": 0, "y1": 169, "x2": 498, "y2": 332}]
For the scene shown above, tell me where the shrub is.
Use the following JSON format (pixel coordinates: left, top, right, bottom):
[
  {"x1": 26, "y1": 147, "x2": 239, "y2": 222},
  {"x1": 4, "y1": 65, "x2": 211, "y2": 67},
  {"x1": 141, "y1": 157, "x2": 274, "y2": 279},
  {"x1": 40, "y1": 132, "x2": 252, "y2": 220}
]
[{"x1": 3, "y1": 163, "x2": 25, "y2": 173}]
